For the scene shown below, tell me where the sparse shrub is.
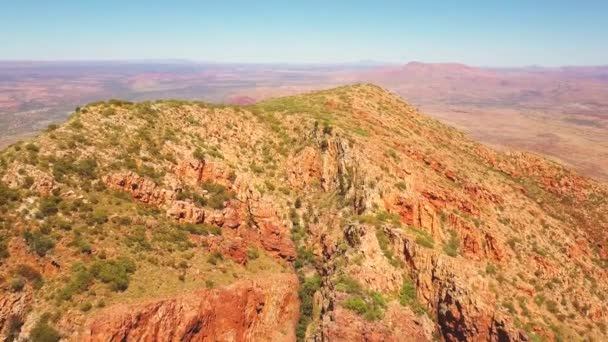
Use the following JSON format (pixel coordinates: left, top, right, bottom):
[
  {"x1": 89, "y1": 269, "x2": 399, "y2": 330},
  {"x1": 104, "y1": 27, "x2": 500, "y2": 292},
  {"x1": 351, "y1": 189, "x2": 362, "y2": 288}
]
[
  {"x1": 297, "y1": 275, "x2": 321, "y2": 340},
  {"x1": 90, "y1": 257, "x2": 136, "y2": 292},
  {"x1": 23, "y1": 230, "x2": 55, "y2": 257},
  {"x1": 0, "y1": 238, "x2": 9, "y2": 260},
  {"x1": 343, "y1": 292, "x2": 386, "y2": 321},
  {"x1": 294, "y1": 198, "x2": 302, "y2": 209},
  {"x1": 399, "y1": 278, "x2": 416, "y2": 306},
  {"x1": 74, "y1": 159, "x2": 97, "y2": 179},
  {"x1": 25, "y1": 143, "x2": 39, "y2": 152},
  {"x1": 246, "y1": 247, "x2": 260, "y2": 260},
  {"x1": 202, "y1": 181, "x2": 234, "y2": 209},
  {"x1": 80, "y1": 302, "x2": 93, "y2": 312},
  {"x1": 545, "y1": 300, "x2": 559, "y2": 314},
  {"x1": 399, "y1": 278, "x2": 427, "y2": 316},
  {"x1": 14, "y1": 264, "x2": 43, "y2": 289},
  {"x1": 46, "y1": 124, "x2": 59, "y2": 132},
  {"x1": 57, "y1": 263, "x2": 93, "y2": 301},
  {"x1": 5, "y1": 315, "x2": 24, "y2": 341},
  {"x1": 486, "y1": 263, "x2": 497, "y2": 274},
  {"x1": 22, "y1": 176, "x2": 34, "y2": 189},
  {"x1": 30, "y1": 316, "x2": 60, "y2": 342},
  {"x1": 38, "y1": 196, "x2": 62, "y2": 217},
  {"x1": 335, "y1": 275, "x2": 363, "y2": 294},
  {"x1": 0, "y1": 182, "x2": 20, "y2": 205},
  {"x1": 193, "y1": 147, "x2": 205, "y2": 160},
  {"x1": 87, "y1": 209, "x2": 108, "y2": 225},
  {"x1": 415, "y1": 232, "x2": 435, "y2": 249},
  {"x1": 343, "y1": 296, "x2": 367, "y2": 314},
  {"x1": 443, "y1": 231, "x2": 459, "y2": 257},
  {"x1": 250, "y1": 164, "x2": 264, "y2": 174},
  {"x1": 395, "y1": 181, "x2": 407, "y2": 190},
  {"x1": 375, "y1": 229, "x2": 402, "y2": 267},
  {"x1": 9, "y1": 277, "x2": 25, "y2": 292},
  {"x1": 386, "y1": 149, "x2": 399, "y2": 161},
  {"x1": 207, "y1": 251, "x2": 224, "y2": 265},
  {"x1": 152, "y1": 225, "x2": 192, "y2": 251},
  {"x1": 70, "y1": 120, "x2": 83, "y2": 130},
  {"x1": 180, "y1": 223, "x2": 221, "y2": 236}
]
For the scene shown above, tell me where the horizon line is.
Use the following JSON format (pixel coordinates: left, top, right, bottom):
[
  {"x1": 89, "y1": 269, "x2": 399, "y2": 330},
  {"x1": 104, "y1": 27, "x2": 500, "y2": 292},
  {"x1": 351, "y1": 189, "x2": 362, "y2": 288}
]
[{"x1": 0, "y1": 59, "x2": 607, "y2": 69}]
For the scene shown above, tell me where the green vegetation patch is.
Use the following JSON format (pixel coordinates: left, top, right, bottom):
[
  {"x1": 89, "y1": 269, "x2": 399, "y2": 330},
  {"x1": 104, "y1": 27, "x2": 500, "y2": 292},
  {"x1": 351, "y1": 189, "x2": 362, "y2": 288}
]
[
  {"x1": 296, "y1": 274, "x2": 321, "y2": 341},
  {"x1": 399, "y1": 278, "x2": 427, "y2": 316}
]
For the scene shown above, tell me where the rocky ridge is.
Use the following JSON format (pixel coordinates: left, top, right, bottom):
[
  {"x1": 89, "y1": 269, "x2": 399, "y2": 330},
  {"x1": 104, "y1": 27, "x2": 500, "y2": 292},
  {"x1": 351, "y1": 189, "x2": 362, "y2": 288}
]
[{"x1": 0, "y1": 84, "x2": 606, "y2": 341}]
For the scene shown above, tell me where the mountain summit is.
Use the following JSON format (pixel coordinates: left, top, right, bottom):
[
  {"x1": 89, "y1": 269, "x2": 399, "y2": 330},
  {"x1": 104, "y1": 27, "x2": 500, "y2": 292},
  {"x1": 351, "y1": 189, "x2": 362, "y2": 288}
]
[{"x1": 0, "y1": 84, "x2": 606, "y2": 341}]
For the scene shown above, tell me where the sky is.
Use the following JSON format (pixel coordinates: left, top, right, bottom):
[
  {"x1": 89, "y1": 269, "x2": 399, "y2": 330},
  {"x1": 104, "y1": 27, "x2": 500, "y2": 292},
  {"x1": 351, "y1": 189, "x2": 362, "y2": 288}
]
[{"x1": 2, "y1": 0, "x2": 607, "y2": 66}]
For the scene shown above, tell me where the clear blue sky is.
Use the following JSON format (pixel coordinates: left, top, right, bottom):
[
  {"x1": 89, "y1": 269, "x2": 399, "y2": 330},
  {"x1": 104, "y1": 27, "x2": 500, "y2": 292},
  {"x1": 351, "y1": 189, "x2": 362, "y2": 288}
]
[{"x1": 2, "y1": 0, "x2": 607, "y2": 66}]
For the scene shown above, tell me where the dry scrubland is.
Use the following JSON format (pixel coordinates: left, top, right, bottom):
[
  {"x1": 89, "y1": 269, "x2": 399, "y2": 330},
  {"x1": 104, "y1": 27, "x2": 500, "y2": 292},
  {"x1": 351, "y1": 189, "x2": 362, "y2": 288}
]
[{"x1": 0, "y1": 85, "x2": 607, "y2": 341}]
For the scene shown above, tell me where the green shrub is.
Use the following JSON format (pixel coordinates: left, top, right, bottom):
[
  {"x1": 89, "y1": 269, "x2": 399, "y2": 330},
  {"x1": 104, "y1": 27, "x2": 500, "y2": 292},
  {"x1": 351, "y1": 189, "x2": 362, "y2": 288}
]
[
  {"x1": 250, "y1": 164, "x2": 264, "y2": 174},
  {"x1": 486, "y1": 263, "x2": 497, "y2": 274},
  {"x1": 375, "y1": 229, "x2": 402, "y2": 267},
  {"x1": 545, "y1": 300, "x2": 559, "y2": 314},
  {"x1": 46, "y1": 124, "x2": 59, "y2": 132},
  {"x1": 0, "y1": 182, "x2": 20, "y2": 205},
  {"x1": 343, "y1": 292, "x2": 386, "y2": 321},
  {"x1": 74, "y1": 159, "x2": 97, "y2": 179},
  {"x1": 335, "y1": 275, "x2": 363, "y2": 294},
  {"x1": 343, "y1": 296, "x2": 367, "y2": 314},
  {"x1": 207, "y1": 252, "x2": 224, "y2": 265},
  {"x1": 80, "y1": 302, "x2": 93, "y2": 312},
  {"x1": 23, "y1": 230, "x2": 55, "y2": 256},
  {"x1": 14, "y1": 264, "x2": 43, "y2": 289},
  {"x1": 22, "y1": 176, "x2": 34, "y2": 189},
  {"x1": 5, "y1": 315, "x2": 24, "y2": 341},
  {"x1": 30, "y1": 316, "x2": 60, "y2": 342},
  {"x1": 443, "y1": 231, "x2": 459, "y2": 257},
  {"x1": 0, "y1": 238, "x2": 9, "y2": 259},
  {"x1": 296, "y1": 275, "x2": 321, "y2": 341},
  {"x1": 202, "y1": 181, "x2": 234, "y2": 209},
  {"x1": 9, "y1": 277, "x2": 25, "y2": 292},
  {"x1": 124, "y1": 226, "x2": 151, "y2": 251},
  {"x1": 246, "y1": 247, "x2": 260, "y2": 260},
  {"x1": 52, "y1": 157, "x2": 97, "y2": 181},
  {"x1": 57, "y1": 263, "x2": 93, "y2": 301},
  {"x1": 152, "y1": 226, "x2": 192, "y2": 251},
  {"x1": 180, "y1": 223, "x2": 221, "y2": 236},
  {"x1": 399, "y1": 278, "x2": 427, "y2": 316},
  {"x1": 71, "y1": 234, "x2": 93, "y2": 254},
  {"x1": 87, "y1": 209, "x2": 108, "y2": 225},
  {"x1": 399, "y1": 278, "x2": 416, "y2": 306},
  {"x1": 70, "y1": 120, "x2": 83, "y2": 129},
  {"x1": 414, "y1": 231, "x2": 435, "y2": 249},
  {"x1": 38, "y1": 196, "x2": 62, "y2": 217},
  {"x1": 25, "y1": 143, "x2": 39, "y2": 152},
  {"x1": 90, "y1": 257, "x2": 136, "y2": 292},
  {"x1": 193, "y1": 147, "x2": 205, "y2": 160}
]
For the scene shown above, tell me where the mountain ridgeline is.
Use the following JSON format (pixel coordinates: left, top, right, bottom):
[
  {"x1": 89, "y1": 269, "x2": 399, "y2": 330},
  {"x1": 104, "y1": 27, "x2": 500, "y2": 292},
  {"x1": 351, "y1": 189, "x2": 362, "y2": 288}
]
[{"x1": 0, "y1": 84, "x2": 607, "y2": 341}]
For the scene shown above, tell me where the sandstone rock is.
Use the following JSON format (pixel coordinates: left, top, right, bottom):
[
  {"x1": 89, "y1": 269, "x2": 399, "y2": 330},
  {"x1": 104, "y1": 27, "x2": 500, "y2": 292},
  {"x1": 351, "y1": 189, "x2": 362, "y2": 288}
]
[{"x1": 78, "y1": 274, "x2": 299, "y2": 342}]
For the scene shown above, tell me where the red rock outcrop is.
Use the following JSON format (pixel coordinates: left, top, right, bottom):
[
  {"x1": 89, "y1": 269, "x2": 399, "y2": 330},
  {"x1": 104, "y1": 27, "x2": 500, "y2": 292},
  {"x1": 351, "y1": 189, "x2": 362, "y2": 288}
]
[
  {"x1": 324, "y1": 306, "x2": 432, "y2": 342},
  {"x1": 0, "y1": 290, "x2": 32, "y2": 338},
  {"x1": 78, "y1": 274, "x2": 299, "y2": 342},
  {"x1": 103, "y1": 171, "x2": 176, "y2": 206}
]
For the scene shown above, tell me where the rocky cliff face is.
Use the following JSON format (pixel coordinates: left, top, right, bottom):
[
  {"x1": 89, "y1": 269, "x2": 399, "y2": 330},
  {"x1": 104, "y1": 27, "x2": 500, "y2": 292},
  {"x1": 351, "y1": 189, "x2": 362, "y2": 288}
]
[
  {"x1": 78, "y1": 274, "x2": 299, "y2": 342},
  {"x1": 0, "y1": 85, "x2": 606, "y2": 341}
]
